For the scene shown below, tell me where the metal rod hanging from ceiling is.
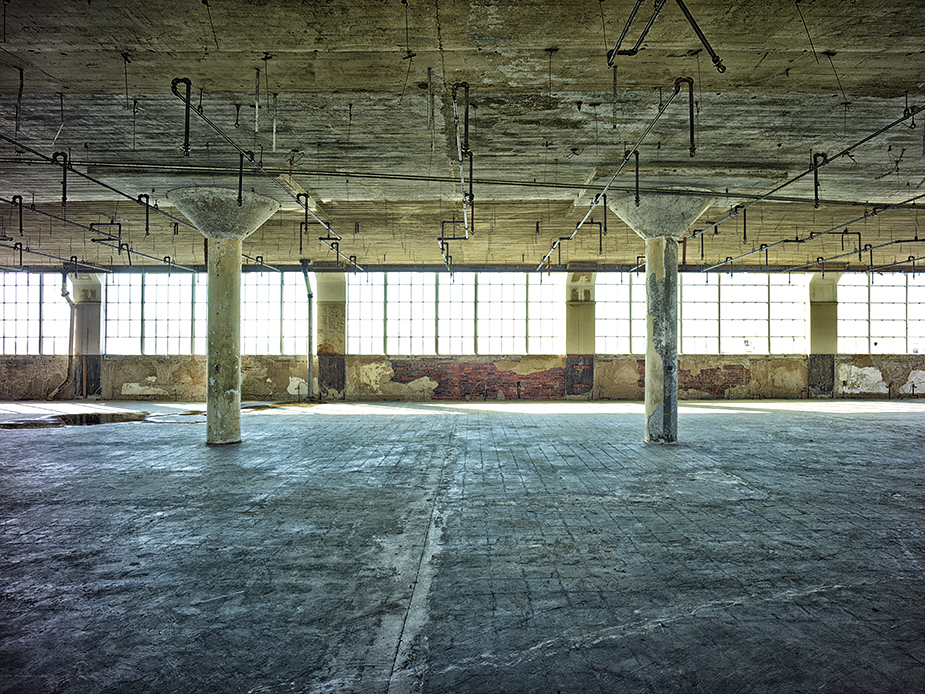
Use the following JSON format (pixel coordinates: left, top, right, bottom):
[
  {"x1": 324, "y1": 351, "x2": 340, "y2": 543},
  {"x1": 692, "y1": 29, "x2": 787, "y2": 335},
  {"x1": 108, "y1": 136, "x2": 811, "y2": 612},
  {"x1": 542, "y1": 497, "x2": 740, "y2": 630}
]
[
  {"x1": 0, "y1": 132, "x2": 197, "y2": 232},
  {"x1": 700, "y1": 190, "x2": 925, "y2": 272},
  {"x1": 536, "y1": 76, "x2": 694, "y2": 272},
  {"x1": 780, "y1": 234, "x2": 925, "y2": 274},
  {"x1": 451, "y1": 82, "x2": 474, "y2": 239},
  {"x1": 170, "y1": 77, "x2": 363, "y2": 271},
  {"x1": 606, "y1": 0, "x2": 725, "y2": 73},
  {"x1": 689, "y1": 103, "x2": 922, "y2": 241},
  {"x1": 0, "y1": 242, "x2": 107, "y2": 273},
  {"x1": 870, "y1": 254, "x2": 924, "y2": 273}
]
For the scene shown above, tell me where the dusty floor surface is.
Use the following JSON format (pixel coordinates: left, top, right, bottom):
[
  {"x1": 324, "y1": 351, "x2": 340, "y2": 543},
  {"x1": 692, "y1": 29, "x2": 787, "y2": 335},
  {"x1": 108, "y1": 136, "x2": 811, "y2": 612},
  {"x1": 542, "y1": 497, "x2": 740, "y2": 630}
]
[{"x1": 1, "y1": 399, "x2": 923, "y2": 693}]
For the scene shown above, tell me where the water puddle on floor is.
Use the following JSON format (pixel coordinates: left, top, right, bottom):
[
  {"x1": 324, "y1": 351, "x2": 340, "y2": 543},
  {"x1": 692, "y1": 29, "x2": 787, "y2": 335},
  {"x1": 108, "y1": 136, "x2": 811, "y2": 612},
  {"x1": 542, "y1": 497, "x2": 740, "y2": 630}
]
[{"x1": 0, "y1": 412, "x2": 149, "y2": 429}]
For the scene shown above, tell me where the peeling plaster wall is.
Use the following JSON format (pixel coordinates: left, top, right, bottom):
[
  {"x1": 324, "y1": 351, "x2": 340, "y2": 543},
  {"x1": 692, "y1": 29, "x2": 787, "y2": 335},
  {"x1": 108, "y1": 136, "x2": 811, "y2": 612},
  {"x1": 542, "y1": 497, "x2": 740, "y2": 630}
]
[
  {"x1": 346, "y1": 355, "x2": 567, "y2": 401},
  {"x1": 4, "y1": 354, "x2": 924, "y2": 401},
  {"x1": 0, "y1": 356, "x2": 72, "y2": 400},
  {"x1": 100, "y1": 355, "x2": 312, "y2": 401},
  {"x1": 835, "y1": 354, "x2": 925, "y2": 397}
]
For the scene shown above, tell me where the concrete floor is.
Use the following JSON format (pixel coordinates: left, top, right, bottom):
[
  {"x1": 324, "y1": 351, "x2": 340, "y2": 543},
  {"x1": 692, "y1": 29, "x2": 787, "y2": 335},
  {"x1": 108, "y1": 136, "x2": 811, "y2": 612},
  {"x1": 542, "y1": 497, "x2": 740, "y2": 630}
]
[{"x1": 1, "y1": 399, "x2": 923, "y2": 694}]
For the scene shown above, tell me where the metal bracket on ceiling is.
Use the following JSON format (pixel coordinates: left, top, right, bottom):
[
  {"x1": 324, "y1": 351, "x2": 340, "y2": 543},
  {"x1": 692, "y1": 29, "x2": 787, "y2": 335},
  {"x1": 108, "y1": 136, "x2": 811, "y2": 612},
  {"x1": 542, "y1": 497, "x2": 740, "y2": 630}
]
[
  {"x1": 51, "y1": 151, "x2": 68, "y2": 207},
  {"x1": 606, "y1": 0, "x2": 726, "y2": 73}
]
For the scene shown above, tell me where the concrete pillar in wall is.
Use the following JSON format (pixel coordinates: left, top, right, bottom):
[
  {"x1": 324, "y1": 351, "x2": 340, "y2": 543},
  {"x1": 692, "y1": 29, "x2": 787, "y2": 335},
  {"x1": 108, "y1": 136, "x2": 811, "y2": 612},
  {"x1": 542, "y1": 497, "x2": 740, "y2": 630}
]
[
  {"x1": 565, "y1": 272, "x2": 595, "y2": 396},
  {"x1": 808, "y1": 272, "x2": 841, "y2": 396},
  {"x1": 610, "y1": 192, "x2": 715, "y2": 443},
  {"x1": 316, "y1": 273, "x2": 347, "y2": 399},
  {"x1": 169, "y1": 187, "x2": 280, "y2": 445},
  {"x1": 69, "y1": 273, "x2": 103, "y2": 398}
]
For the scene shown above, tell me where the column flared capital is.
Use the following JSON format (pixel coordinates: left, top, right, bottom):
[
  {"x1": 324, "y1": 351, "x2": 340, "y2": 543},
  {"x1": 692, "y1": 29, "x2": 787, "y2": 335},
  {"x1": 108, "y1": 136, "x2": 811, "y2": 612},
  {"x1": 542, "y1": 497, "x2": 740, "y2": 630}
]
[{"x1": 169, "y1": 186, "x2": 280, "y2": 240}]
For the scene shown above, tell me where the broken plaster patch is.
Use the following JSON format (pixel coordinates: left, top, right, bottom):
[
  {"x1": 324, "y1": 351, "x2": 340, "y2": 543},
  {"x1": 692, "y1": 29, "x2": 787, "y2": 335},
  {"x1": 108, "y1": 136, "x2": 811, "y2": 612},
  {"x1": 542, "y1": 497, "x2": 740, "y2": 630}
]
[
  {"x1": 900, "y1": 369, "x2": 925, "y2": 395},
  {"x1": 494, "y1": 356, "x2": 562, "y2": 375},
  {"x1": 838, "y1": 364, "x2": 888, "y2": 394}
]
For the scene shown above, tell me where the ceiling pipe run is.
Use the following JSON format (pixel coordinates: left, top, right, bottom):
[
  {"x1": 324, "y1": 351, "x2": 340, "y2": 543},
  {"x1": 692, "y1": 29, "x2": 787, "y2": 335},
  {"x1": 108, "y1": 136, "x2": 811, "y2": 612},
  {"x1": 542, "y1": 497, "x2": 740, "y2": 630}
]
[
  {"x1": 451, "y1": 82, "x2": 474, "y2": 239},
  {"x1": 537, "y1": 76, "x2": 697, "y2": 271},
  {"x1": 690, "y1": 103, "x2": 922, "y2": 241},
  {"x1": 171, "y1": 77, "x2": 363, "y2": 271},
  {"x1": 0, "y1": 133, "x2": 197, "y2": 232},
  {"x1": 700, "y1": 190, "x2": 925, "y2": 272},
  {"x1": 607, "y1": 0, "x2": 725, "y2": 73}
]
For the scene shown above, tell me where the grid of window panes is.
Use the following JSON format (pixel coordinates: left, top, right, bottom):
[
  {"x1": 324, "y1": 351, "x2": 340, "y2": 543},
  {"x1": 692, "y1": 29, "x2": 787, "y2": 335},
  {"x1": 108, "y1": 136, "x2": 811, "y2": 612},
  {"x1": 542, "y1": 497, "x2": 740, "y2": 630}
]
[
  {"x1": 143, "y1": 274, "x2": 193, "y2": 355},
  {"x1": 680, "y1": 274, "x2": 719, "y2": 354},
  {"x1": 477, "y1": 273, "x2": 526, "y2": 354},
  {"x1": 595, "y1": 272, "x2": 646, "y2": 354},
  {"x1": 386, "y1": 273, "x2": 436, "y2": 354},
  {"x1": 193, "y1": 274, "x2": 208, "y2": 354},
  {"x1": 910, "y1": 274, "x2": 925, "y2": 355},
  {"x1": 527, "y1": 273, "x2": 565, "y2": 354},
  {"x1": 837, "y1": 274, "x2": 870, "y2": 353},
  {"x1": 104, "y1": 274, "x2": 142, "y2": 354},
  {"x1": 241, "y1": 272, "x2": 282, "y2": 354},
  {"x1": 281, "y1": 273, "x2": 312, "y2": 355},
  {"x1": 347, "y1": 273, "x2": 385, "y2": 354},
  {"x1": 769, "y1": 274, "x2": 809, "y2": 354},
  {"x1": 437, "y1": 273, "x2": 475, "y2": 354},
  {"x1": 42, "y1": 276, "x2": 71, "y2": 354},
  {"x1": 719, "y1": 274, "x2": 769, "y2": 354},
  {"x1": 869, "y1": 273, "x2": 906, "y2": 353},
  {"x1": 0, "y1": 273, "x2": 39, "y2": 354}
]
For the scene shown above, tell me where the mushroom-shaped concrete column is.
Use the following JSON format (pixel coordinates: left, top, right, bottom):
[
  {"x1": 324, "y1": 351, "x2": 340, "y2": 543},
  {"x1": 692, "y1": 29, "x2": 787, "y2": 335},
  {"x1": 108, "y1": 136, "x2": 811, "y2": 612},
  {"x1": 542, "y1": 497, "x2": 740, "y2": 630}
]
[
  {"x1": 610, "y1": 192, "x2": 714, "y2": 444},
  {"x1": 169, "y1": 187, "x2": 280, "y2": 445}
]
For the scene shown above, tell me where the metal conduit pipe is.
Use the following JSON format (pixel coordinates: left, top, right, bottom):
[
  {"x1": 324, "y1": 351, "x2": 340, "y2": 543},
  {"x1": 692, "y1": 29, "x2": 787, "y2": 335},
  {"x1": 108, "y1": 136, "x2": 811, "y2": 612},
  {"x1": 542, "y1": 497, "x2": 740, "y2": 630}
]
[
  {"x1": 813, "y1": 151, "x2": 828, "y2": 209},
  {"x1": 11, "y1": 195, "x2": 23, "y2": 236},
  {"x1": 170, "y1": 77, "x2": 363, "y2": 271},
  {"x1": 242, "y1": 254, "x2": 281, "y2": 272},
  {"x1": 47, "y1": 273, "x2": 76, "y2": 401},
  {"x1": 89, "y1": 237, "x2": 196, "y2": 272},
  {"x1": 0, "y1": 242, "x2": 106, "y2": 272},
  {"x1": 0, "y1": 196, "x2": 120, "y2": 241},
  {"x1": 451, "y1": 82, "x2": 473, "y2": 239},
  {"x1": 690, "y1": 104, "x2": 922, "y2": 240},
  {"x1": 780, "y1": 234, "x2": 925, "y2": 273},
  {"x1": 607, "y1": 0, "x2": 668, "y2": 64},
  {"x1": 0, "y1": 133, "x2": 197, "y2": 231},
  {"x1": 5, "y1": 154, "x2": 912, "y2": 209},
  {"x1": 871, "y1": 254, "x2": 924, "y2": 273},
  {"x1": 607, "y1": 0, "x2": 725, "y2": 72},
  {"x1": 700, "y1": 190, "x2": 925, "y2": 272},
  {"x1": 51, "y1": 151, "x2": 68, "y2": 207},
  {"x1": 537, "y1": 76, "x2": 692, "y2": 271},
  {"x1": 300, "y1": 259, "x2": 314, "y2": 400}
]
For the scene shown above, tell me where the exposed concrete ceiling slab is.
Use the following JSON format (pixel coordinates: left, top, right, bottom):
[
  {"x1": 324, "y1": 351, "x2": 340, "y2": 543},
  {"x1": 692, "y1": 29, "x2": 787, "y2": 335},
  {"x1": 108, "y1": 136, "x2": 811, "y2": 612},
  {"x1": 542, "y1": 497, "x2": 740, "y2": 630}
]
[{"x1": 1, "y1": 0, "x2": 924, "y2": 273}]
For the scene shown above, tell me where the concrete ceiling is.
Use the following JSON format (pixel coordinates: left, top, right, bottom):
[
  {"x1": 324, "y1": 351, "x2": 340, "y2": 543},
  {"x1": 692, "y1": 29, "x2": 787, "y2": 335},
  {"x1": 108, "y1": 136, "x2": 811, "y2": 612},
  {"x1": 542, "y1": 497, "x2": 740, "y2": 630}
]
[{"x1": 2, "y1": 0, "x2": 925, "y2": 274}]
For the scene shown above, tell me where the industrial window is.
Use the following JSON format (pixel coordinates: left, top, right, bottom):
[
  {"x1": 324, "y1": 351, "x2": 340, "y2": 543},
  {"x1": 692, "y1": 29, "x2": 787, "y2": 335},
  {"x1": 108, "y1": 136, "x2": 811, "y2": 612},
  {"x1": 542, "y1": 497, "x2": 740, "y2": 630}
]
[
  {"x1": 595, "y1": 272, "x2": 646, "y2": 354},
  {"x1": 437, "y1": 273, "x2": 475, "y2": 355},
  {"x1": 241, "y1": 272, "x2": 282, "y2": 355},
  {"x1": 910, "y1": 274, "x2": 925, "y2": 354},
  {"x1": 527, "y1": 273, "x2": 565, "y2": 354},
  {"x1": 837, "y1": 274, "x2": 869, "y2": 353},
  {"x1": 104, "y1": 274, "x2": 143, "y2": 355},
  {"x1": 386, "y1": 273, "x2": 436, "y2": 355},
  {"x1": 769, "y1": 274, "x2": 809, "y2": 354},
  {"x1": 680, "y1": 274, "x2": 719, "y2": 354},
  {"x1": 870, "y1": 274, "x2": 906, "y2": 354},
  {"x1": 282, "y1": 273, "x2": 312, "y2": 356},
  {"x1": 192, "y1": 274, "x2": 208, "y2": 355},
  {"x1": 143, "y1": 274, "x2": 193, "y2": 356},
  {"x1": 0, "y1": 273, "x2": 69, "y2": 355},
  {"x1": 347, "y1": 273, "x2": 385, "y2": 355},
  {"x1": 477, "y1": 273, "x2": 526, "y2": 354},
  {"x1": 719, "y1": 274, "x2": 769, "y2": 354}
]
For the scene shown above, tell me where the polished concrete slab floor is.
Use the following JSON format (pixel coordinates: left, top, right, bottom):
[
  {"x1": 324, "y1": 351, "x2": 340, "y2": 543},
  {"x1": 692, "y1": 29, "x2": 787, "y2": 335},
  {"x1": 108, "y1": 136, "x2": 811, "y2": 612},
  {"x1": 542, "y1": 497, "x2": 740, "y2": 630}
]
[{"x1": 1, "y1": 399, "x2": 924, "y2": 694}]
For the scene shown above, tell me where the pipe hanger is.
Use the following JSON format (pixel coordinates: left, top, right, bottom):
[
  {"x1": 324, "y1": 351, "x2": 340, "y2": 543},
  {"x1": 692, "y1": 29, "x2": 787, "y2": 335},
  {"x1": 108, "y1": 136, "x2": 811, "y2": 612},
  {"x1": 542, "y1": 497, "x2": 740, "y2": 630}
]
[
  {"x1": 171, "y1": 76, "x2": 363, "y2": 271},
  {"x1": 607, "y1": 0, "x2": 726, "y2": 73},
  {"x1": 537, "y1": 76, "x2": 696, "y2": 272}
]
